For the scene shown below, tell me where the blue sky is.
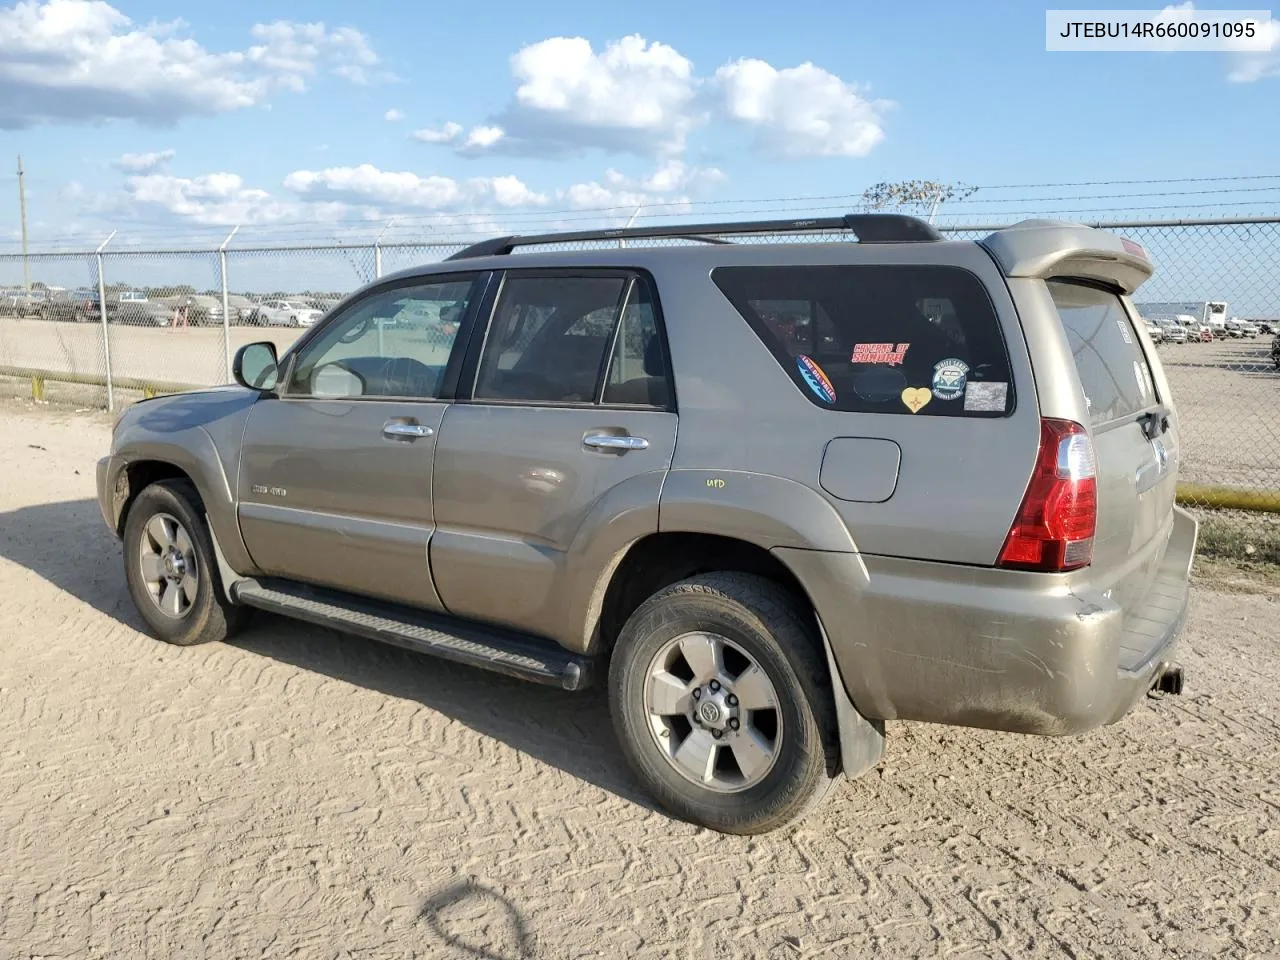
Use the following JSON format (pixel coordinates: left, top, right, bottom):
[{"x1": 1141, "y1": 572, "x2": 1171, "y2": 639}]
[{"x1": 1, "y1": 0, "x2": 1278, "y2": 252}]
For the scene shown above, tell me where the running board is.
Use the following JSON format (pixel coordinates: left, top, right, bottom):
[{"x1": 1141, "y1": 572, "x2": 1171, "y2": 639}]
[{"x1": 231, "y1": 578, "x2": 594, "y2": 691}]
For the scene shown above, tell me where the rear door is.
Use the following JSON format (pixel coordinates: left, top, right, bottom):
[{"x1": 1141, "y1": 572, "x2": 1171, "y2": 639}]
[
  {"x1": 1046, "y1": 280, "x2": 1178, "y2": 620},
  {"x1": 430, "y1": 270, "x2": 678, "y2": 646}
]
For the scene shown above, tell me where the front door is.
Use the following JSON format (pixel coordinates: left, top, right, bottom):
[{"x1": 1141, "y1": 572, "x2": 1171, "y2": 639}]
[
  {"x1": 431, "y1": 270, "x2": 678, "y2": 647},
  {"x1": 237, "y1": 272, "x2": 485, "y2": 609}
]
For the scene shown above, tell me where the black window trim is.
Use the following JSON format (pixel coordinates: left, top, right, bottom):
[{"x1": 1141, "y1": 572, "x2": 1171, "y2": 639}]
[
  {"x1": 273, "y1": 270, "x2": 492, "y2": 404},
  {"x1": 456, "y1": 266, "x2": 677, "y2": 412},
  {"x1": 1047, "y1": 275, "x2": 1164, "y2": 430},
  {"x1": 710, "y1": 262, "x2": 1017, "y2": 419}
]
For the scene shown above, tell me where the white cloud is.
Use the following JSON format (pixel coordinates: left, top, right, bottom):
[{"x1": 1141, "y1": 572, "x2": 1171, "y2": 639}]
[
  {"x1": 559, "y1": 160, "x2": 725, "y2": 211},
  {"x1": 411, "y1": 121, "x2": 463, "y2": 143},
  {"x1": 0, "y1": 1, "x2": 383, "y2": 128},
  {"x1": 716, "y1": 59, "x2": 890, "y2": 158},
  {"x1": 283, "y1": 163, "x2": 549, "y2": 209},
  {"x1": 463, "y1": 125, "x2": 505, "y2": 149},
  {"x1": 113, "y1": 149, "x2": 176, "y2": 173},
  {"x1": 247, "y1": 20, "x2": 381, "y2": 85},
  {"x1": 428, "y1": 33, "x2": 889, "y2": 162},
  {"x1": 384, "y1": 108, "x2": 404, "y2": 121},
  {"x1": 126, "y1": 172, "x2": 297, "y2": 225},
  {"x1": 1228, "y1": 19, "x2": 1280, "y2": 81},
  {"x1": 470, "y1": 34, "x2": 701, "y2": 157}
]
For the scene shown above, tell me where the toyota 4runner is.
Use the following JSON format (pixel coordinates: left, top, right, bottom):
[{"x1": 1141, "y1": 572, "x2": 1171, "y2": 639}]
[{"x1": 97, "y1": 215, "x2": 1196, "y2": 835}]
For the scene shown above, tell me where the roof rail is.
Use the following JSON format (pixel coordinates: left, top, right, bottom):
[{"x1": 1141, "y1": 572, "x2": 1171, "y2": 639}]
[{"x1": 444, "y1": 213, "x2": 941, "y2": 261}]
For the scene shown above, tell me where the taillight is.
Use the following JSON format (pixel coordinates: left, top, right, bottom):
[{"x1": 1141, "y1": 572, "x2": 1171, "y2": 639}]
[{"x1": 998, "y1": 419, "x2": 1097, "y2": 573}]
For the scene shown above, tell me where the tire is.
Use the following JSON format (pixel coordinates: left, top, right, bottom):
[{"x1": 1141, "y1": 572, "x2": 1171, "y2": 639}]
[
  {"x1": 122, "y1": 479, "x2": 247, "y2": 646},
  {"x1": 609, "y1": 572, "x2": 840, "y2": 835}
]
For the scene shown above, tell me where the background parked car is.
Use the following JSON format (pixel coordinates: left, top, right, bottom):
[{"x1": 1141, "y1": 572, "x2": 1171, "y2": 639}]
[
  {"x1": 253, "y1": 299, "x2": 323, "y2": 327},
  {"x1": 225, "y1": 295, "x2": 258, "y2": 323},
  {"x1": 36, "y1": 289, "x2": 96, "y2": 321},
  {"x1": 87, "y1": 291, "x2": 172, "y2": 326},
  {"x1": 1143, "y1": 318, "x2": 1165, "y2": 343},
  {"x1": 1222, "y1": 318, "x2": 1258, "y2": 338},
  {"x1": 1157, "y1": 318, "x2": 1188, "y2": 343},
  {"x1": 162, "y1": 294, "x2": 250, "y2": 326}
]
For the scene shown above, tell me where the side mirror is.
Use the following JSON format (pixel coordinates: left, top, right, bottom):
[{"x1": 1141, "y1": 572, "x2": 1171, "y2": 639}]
[{"x1": 233, "y1": 341, "x2": 279, "y2": 391}]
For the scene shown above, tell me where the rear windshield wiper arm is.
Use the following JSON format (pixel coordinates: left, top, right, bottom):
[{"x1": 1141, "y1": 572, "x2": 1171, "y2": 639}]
[{"x1": 1138, "y1": 405, "x2": 1170, "y2": 440}]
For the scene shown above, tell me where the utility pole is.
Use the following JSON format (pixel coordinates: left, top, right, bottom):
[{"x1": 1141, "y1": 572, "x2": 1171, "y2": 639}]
[{"x1": 17, "y1": 155, "x2": 31, "y2": 293}]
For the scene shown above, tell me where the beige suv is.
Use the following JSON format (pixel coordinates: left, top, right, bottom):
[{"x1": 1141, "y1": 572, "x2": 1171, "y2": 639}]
[{"x1": 97, "y1": 215, "x2": 1195, "y2": 834}]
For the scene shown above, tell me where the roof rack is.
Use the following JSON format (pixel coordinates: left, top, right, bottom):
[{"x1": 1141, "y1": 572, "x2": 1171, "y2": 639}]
[{"x1": 444, "y1": 213, "x2": 941, "y2": 261}]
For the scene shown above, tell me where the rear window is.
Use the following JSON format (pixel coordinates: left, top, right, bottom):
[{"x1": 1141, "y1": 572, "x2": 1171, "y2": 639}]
[
  {"x1": 1047, "y1": 280, "x2": 1159, "y2": 426},
  {"x1": 712, "y1": 265, "x2": 1014, "y2": 417}
]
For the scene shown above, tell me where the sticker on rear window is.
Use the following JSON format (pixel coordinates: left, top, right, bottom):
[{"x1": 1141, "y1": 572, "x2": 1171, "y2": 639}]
[
  {"x1": 851, "y1": 342, "x2": 909, "y2": 366},
  {"x1": 795, "y1": 355, "x2": 836, "y2": 404},
  {"x1": 901, "y1": 387, "x2": 931, "y2": 413},
  {"x1": 1116, "y1": 318, "x2": 1133, "y2": 344},
  {"x1": 963, "y1": 381, "x2": 1008, "y2": 412},
  {"x1": 931, "y1": 358, "x2": 969, "y2": 400}
]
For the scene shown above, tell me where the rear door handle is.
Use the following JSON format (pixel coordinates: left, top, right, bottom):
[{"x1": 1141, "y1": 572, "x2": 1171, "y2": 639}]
[
  {"x1": 584, "y1": 433, "x2": 649, "y2": 451},
  {"x1": 382, "y1": 421, "x2": 433, "y2": 440}
]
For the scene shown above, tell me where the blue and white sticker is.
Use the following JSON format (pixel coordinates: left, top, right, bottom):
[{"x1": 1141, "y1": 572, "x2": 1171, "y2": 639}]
[
  {"x1": 795, "y1": 354, "x2": 837, "y2": 405},
  {"x1": 931, "y1": 358, "x2": 969, "y2": 401}
]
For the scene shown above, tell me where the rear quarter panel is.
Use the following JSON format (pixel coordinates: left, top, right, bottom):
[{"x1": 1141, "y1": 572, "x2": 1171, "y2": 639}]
[{"x1": 649, "y1": 242, "x2": 1041, "y2": 564}]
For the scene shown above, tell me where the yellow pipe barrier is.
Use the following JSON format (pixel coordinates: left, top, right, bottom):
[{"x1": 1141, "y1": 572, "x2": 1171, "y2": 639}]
[
  {"x1": 1177, "y1": 483, "x2": 1280, "y2": 514},
  {"x1": 0, "y1": 365, "x2": 198, "y2": 401}
]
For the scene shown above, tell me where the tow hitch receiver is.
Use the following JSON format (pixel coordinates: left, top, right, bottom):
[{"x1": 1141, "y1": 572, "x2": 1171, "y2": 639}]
[{"x1": 1149, "y1": 664, "x2": 1185, "y2": 699}]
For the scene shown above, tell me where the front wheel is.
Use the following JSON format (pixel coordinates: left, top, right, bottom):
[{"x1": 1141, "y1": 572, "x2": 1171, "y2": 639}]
[
  {"x1": 122, "y1": 480, "x2": 247, "y2": 646},
  {"x1": 609, "y1": 573, "x2": 840, "y2": 835}
]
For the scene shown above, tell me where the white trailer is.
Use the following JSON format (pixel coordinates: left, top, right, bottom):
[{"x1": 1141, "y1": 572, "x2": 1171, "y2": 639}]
[{"x1": 1134, "y1": 300, "x2": 1228, "y2": 331}]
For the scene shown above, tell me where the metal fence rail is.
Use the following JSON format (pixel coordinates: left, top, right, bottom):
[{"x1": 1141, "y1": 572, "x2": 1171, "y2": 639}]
[{"x1": 1, "y1": 219, "x2": 1277, "y2": 553}]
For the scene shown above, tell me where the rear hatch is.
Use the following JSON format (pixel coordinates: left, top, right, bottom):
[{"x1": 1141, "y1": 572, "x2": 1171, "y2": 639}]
[{"x1": 984, "y1": 222, "x2": 1190, "y2": 666}]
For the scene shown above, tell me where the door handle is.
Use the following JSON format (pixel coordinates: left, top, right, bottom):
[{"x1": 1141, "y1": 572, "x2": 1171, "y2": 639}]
[
  {"x1": 584, "y1": 433, "x2": 649, "y2": 451},
  {"x1": 382, "y1": 421, "x2": 433, "y2": 440}
]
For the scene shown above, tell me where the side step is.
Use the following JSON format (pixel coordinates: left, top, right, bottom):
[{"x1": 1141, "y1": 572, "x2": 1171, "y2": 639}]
[{"x1": 231, "y1": 578, "x2": 594, "y2": 691}]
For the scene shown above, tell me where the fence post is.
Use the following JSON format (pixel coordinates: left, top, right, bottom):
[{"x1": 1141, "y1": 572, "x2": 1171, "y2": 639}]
[
  {"x1": 373, "y1": 218, "x2": 396, "y2": 280},
  {"x1": 219, "y1": 226, "x2": 239, "y2": 381},
  {"x1": 96, "y1": 231, "x2": 116, "y2": 412}
]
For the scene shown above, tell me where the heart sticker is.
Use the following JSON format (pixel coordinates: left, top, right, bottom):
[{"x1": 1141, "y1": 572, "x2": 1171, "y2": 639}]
[{"x1": 901, "y1": 387, "x2": 931, "y2": 414}]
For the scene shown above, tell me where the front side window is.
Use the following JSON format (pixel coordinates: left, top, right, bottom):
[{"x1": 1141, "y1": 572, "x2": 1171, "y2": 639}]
[
  {"x1": 475, "y1": 275, "x2": 628, "y2": 403},
  {"x1": 284, "y1": 276, "x2": 477, "y2": 399},
  {"x1": 713, "y1": 265, "x2": 1014, "y2": 417}
]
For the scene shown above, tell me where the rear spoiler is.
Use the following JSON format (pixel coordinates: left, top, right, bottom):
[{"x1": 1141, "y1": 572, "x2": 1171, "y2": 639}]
[{"x1": 979, "y1": 219, "x2": 1155, "y2": 295}]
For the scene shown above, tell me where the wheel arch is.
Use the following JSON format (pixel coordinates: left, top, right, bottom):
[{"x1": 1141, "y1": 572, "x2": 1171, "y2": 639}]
[
  {"x1": 107, "y1": 433, "x2": 256, "y2": 577},
  {"x1": 591, "y1": 531, "x2": 886, "y2": 780}
]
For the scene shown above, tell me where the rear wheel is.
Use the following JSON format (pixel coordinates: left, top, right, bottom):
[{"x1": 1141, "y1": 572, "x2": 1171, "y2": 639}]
[
  {"x1": 122, "y1": 480, "x2": 247, "y2": 646},
  {"x1": 609, "y1": 572, "x2": 839, "y2": 835}
]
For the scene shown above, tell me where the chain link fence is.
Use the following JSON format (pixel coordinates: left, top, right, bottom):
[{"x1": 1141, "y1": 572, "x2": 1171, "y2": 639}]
[{"x1": 1, "y1": 219, "x2": 1277, "y2": 556}]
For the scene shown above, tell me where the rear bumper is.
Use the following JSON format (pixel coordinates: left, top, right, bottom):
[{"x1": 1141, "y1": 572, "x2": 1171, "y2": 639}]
[{"x1": 776, "y1": 506, "x2": 1198, "y2": 736}]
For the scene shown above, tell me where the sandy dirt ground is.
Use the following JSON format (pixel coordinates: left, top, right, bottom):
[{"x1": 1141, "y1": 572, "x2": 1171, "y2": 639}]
[{"x1": 0, "y1": 404, "x2": 1278, "y2": 959}]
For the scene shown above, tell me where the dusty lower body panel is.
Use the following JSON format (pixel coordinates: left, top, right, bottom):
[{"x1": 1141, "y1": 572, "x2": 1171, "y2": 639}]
[{"x1": 774, "y1": 507, "x2": 1198, "y2": 736}]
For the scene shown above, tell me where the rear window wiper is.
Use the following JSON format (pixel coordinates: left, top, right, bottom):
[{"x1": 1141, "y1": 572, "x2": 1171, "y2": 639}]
[{"x1": 1138, "y1": 405, "x2": 1170, "y2": 440}]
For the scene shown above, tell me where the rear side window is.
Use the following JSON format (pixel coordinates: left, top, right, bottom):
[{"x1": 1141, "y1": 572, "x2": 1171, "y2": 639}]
[
  {"x1": 1047, "y1": 280, "x2": 1158, "y2": 426},
  {"x1": 712, "y1": 265, "x2": 1014, "y2": 417}
]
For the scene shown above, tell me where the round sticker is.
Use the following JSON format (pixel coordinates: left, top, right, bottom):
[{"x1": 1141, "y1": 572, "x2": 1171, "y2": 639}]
[
  {"x1": 931, "y1": 358, "x2": 970, "y2": 401},
  {"x1": 795, "y1": 354, "x2": 837, "y2": 404}
]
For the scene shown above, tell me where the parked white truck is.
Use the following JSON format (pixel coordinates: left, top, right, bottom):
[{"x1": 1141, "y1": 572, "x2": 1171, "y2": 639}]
[{"x1": 1135, "y1": 300, "x2": 1228, "y2": 334}]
